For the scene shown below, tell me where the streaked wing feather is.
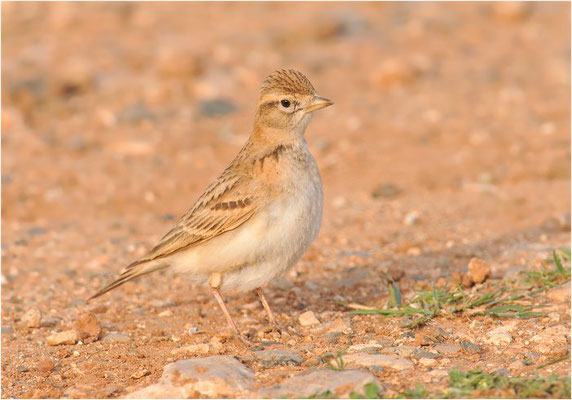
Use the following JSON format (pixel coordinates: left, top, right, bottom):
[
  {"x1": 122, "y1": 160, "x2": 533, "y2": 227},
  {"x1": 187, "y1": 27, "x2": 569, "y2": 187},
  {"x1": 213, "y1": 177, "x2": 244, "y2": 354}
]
[{"x1": 124, "y1": 171, "x2": 260, "y2": 270}]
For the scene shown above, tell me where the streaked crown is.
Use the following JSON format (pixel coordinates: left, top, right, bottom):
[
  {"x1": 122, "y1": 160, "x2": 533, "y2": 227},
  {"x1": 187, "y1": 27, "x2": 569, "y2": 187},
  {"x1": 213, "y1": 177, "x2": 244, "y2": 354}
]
[{"x1": 260, "y1": 69, "x2": 316, "y2": 96}]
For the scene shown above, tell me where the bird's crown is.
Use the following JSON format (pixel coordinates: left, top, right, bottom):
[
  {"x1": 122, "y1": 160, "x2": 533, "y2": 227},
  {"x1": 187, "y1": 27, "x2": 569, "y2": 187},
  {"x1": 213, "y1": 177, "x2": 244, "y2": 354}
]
[{"x1": 260, "y1": 69, "x2": 316, "y2": 96}]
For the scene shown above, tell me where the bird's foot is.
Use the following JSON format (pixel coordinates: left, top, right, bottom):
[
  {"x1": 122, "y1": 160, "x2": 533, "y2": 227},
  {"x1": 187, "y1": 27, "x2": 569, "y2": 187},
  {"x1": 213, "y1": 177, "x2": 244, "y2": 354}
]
[{"x1": 269, "y1": 320, "x2": 286, "y2": 335}]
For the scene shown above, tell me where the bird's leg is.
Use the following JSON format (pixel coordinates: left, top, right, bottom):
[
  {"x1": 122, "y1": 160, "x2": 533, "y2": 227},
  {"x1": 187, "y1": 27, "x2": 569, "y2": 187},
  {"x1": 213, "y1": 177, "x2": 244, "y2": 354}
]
[
  {"x1": 208, "y1": 273, "x2": 239, "y2": 335},
  {"x1": 256, "y1": 287, "x2": 276, "y2": 325}
]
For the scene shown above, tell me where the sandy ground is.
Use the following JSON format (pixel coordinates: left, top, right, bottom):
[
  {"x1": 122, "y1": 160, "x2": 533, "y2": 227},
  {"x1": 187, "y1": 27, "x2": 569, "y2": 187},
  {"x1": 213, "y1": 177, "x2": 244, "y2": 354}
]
[{"x1": 1, "y1": 2, "x2": 570, "y2": 398}]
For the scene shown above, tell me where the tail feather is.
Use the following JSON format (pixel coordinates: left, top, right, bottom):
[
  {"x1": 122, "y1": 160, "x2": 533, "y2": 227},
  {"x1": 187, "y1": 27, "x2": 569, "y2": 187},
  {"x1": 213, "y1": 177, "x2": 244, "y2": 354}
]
[{"x1": 88, "y1": 261, "x2": 168, "y2": 300}]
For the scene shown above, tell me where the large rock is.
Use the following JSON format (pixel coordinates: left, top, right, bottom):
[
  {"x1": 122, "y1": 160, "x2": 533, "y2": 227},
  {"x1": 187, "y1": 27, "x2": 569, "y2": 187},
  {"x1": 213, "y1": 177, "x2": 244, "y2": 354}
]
[
  {"x1": 127, "y1": 356, "x2": 253, "y2": 398},
  {"x1": 344, "y1": 353, "x2": 412, "y2": 371},
  {"x1": 256, "y1": 368, "x2": 381, "y2": 398}
]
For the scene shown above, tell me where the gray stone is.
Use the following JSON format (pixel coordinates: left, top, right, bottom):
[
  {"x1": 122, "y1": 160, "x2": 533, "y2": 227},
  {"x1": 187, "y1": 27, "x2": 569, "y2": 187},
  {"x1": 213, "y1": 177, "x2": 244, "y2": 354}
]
[
  {"x1": 344, "y1": 353, "x2": 412, "y2": 371},
  {"x1": 372, "y1": 183, "x2": 401, "y2": 199},
  {"x1": 198, "y1": 99, "x2": 237, "y2": 117},
  {"x1": 412, "y1": 350, "x2": 441, "y2": 360},
  {"x1": 394, "y1": 345, "x2": 416, "y2": 357},
  {"x1": 256, "y1": 368, "x2": 381, "y2": 398},
  {"x1": 101, "y1": 332, "x2": 132, "y2": 343},
  {"x1": 127, "y1": 356, "x2": 253, "y2": 398},
  {"x1": 460, "y1": 340, "x2": 483, "y2": 354},
  {"x1": 434, "y1": 343, "x2": 461, "y2": 355},
  {"x1": 117, "y1": 103, "x2": 156, "y2": 124},
  {"x1": 40, "y1": 317, "x2": 60, "y2": 328},
  {"x1": 348, "y1": 344, "x2": 383, "y2": 353},
  {"x1": 1, "y1": 326, "x2": 13, "y2": 334},
  {"x1": 325, "y1": 332, "x2": 342, "y2": 343},
  {"x1": 255, "y1": 347, "x2": 303, "y2": 368},
  {"x1": 27, "y1": 226, "x2": 47, "y2": 236}
]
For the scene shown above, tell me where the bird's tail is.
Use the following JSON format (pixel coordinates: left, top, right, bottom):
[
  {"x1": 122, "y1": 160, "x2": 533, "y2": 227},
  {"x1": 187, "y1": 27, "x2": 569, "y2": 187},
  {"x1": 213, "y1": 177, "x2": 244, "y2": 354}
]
[{"x1": 88, "y1": 260, "x2": 168, "y2": 300}]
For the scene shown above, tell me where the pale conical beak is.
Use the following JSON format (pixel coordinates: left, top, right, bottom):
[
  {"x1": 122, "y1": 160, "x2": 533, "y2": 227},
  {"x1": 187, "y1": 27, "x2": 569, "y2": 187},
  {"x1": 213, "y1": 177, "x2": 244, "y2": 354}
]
[{"x1": 304, "y1": 95, "x2": 334, "y2": 113}]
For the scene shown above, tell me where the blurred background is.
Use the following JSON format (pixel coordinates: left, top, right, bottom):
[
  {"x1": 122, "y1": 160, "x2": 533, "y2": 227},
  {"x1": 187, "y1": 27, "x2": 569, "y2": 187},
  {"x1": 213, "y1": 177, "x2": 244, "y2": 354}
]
[
  {"x1": 3, "y1": 0, "x2": 571, "y2": 318},
  {"x1": 1, "y1": 2, "x2": 570, "y2": 397},
  {"x1": 3, "y1": 1, "x2": 570, "y2": 233}
]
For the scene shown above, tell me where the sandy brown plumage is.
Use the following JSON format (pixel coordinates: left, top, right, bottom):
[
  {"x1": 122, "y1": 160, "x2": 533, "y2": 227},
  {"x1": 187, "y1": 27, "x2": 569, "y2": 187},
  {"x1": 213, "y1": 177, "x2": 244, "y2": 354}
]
[{"x1": 90, "y1": 69, "x2": 333, "y2": 335}]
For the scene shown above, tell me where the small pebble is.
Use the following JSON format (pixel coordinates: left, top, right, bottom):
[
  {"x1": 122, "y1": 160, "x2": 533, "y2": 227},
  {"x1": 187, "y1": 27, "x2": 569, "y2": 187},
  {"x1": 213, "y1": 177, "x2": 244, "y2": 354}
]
[
  {"x1": 468, "y1": 257, "x2": 492, "y2": 284},
  {"x1": 209, "y1": 337, "x2": 223, "y2": 353},
  {"x1": 485, "y1": 326, "x2": 513, "y2": 346},
  {"x1": 158, "y1": 310, "x2": 173, "y2": 317},
  {"x1": 21, "y1": 308, "x2": 42, "y2": 328},
  {"x1": 404, "y1": 211, "x2": 420, "y2": 226},
  {"x1": 36, "y1": 358, "x2": 55, "y2": 372},
  {"x1": 318, "y1": 317, "x2": 352, "y2": 335},
  {"x1": 418, "y1": 357, "x2": 437, "y2": 367},
  {"x1": 414, "y1": 333, "x2": 437, "y2": 346},
  {"x1": 298, "y1": 311, "x2": 320, "y2": 326},
  {"x1": 372, "y1": 183, "x2": 401, "y2": 199},
  {"x1": 255, "y1": 347, "x2": 303, "y2": 368},
  {"x1": 1, "y1": 326, "x2": 13, "y2": 334},
  {"x1": 198, "y1": 99, "x2": 237, "y2": 118},
  {"x1": 434, "y1": 343, "x2": 461, "y2": 355},
  {"x1": 47, "y1": 330, "x2": 78, "y2": 346},
  {"x1": 413, "y1": 350, "x2": 441, "y2": 360},
  {"x1": 75, "y1": 313, "x2": 101, "y2": 343},
  {"x1": 130, "y1": 368, "x2": 150, "y2": 380},
  {"x1": 491, "y1": 2, "x2": 530, "y2": 21},
  {"x1": 101, "y1": 332, "x2": 132, "y2": 343},
  {"x1": 460, "y1": 340, "x2": 483, "y2": 354}
]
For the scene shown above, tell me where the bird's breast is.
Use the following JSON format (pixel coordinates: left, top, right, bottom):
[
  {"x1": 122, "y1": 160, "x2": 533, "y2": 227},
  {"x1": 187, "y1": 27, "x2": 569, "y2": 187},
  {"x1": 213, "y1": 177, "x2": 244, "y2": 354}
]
[{"x1": 260, "y1": 148, "x2": 323, "y2": 262}]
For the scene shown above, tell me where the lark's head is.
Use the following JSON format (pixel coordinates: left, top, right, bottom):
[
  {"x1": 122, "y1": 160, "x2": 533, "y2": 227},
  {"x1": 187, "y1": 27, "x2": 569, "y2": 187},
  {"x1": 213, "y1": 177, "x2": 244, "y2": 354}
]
[{"x1": 255, "y1": 69, "x2": 333, "y2": 133}]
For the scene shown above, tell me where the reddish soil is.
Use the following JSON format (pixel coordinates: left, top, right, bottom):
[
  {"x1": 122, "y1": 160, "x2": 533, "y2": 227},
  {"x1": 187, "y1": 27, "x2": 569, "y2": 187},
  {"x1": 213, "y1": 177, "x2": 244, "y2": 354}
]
[{"x1": 1, "y1": 2, "x2": 570, "y2": 398}]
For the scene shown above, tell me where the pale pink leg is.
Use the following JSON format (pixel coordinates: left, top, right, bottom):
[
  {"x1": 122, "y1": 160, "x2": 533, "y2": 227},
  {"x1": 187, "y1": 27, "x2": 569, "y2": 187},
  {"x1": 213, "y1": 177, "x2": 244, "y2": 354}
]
[
  {"x1": 256, "y1": 287, "x2": 276, "y2": 325},
  {"x1": 210, "y1": 287, "x2": 240, "y2": 335}
]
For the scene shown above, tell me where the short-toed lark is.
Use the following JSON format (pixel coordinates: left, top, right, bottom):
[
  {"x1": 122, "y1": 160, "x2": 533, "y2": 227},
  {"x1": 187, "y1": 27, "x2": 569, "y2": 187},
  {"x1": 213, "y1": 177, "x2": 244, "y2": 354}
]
[{"x1": 90, "y1": 69, "x2": 333, "y2": 334}]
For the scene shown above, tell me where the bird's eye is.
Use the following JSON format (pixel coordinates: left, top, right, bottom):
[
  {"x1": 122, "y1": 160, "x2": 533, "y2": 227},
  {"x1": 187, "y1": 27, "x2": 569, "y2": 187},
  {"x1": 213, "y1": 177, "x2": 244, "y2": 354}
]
[{"x1": 280, "y1": 99, "x2": 291, "y2": 108}]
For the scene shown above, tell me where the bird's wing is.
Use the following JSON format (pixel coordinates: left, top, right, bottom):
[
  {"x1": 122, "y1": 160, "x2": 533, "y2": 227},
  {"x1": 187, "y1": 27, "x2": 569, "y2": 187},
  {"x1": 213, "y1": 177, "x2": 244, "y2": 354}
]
[{"x1": 124, "y1": 170, "x2": 261, "y2": 271}]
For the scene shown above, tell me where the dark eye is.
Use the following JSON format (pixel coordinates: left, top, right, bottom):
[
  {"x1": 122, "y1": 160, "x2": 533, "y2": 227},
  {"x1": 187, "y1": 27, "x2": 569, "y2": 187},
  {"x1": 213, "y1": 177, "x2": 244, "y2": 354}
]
[{"x1": 280, "y1": 99, "x2": 291, "y2": 108}]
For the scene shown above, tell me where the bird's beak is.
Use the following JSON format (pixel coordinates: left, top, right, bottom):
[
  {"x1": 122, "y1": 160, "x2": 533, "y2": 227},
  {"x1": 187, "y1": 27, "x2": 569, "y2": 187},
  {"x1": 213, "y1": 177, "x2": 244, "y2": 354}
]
[{"x1": 304, "y1": 95, "x2": 334, "y2": 113}]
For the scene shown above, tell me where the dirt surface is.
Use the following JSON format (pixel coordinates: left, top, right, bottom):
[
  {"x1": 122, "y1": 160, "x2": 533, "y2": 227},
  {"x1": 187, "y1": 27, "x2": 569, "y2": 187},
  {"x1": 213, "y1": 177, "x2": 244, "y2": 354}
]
[{"x1": 1, "y1": 2, "x2": 570, "y2": 398}]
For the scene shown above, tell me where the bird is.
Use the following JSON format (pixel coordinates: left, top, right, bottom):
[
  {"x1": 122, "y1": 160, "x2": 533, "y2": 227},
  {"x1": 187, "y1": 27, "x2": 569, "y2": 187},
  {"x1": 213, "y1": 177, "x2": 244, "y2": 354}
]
[{"x1": 89, "y1": 69, "x2": 333, "y2": 335}]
